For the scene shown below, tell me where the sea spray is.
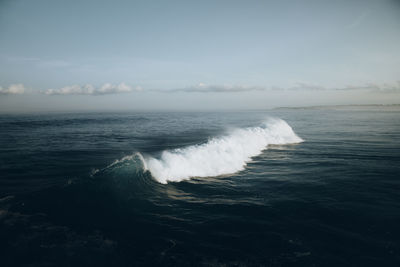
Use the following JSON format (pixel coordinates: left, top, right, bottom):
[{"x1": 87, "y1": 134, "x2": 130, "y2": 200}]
[
  {"x1": 92, "y1": 152, "x2": 147, "y2": 177},
  {"x1": 142, "y1": 119, "x2": 303, "y2": 183}
]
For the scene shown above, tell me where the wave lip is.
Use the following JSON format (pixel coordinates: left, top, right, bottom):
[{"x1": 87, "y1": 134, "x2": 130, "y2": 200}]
[{"x1": 142, "y1": 118, "x2": 303, "y2": 184}]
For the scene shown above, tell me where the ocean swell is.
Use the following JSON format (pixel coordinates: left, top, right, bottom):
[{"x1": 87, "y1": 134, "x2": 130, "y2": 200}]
[{"x1": 142, "y1": 118, "x2": 303, "y2": 184}]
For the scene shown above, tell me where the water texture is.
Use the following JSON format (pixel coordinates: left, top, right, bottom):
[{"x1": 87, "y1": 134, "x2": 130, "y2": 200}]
[{"x1": 0, "y1": 108, "x2": 399, "y2": 266}]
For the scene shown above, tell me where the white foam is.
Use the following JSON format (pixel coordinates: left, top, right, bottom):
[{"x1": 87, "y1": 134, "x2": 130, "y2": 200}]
[{"x1": 142, "y1": 119, "x2": 303, "y2": 184}]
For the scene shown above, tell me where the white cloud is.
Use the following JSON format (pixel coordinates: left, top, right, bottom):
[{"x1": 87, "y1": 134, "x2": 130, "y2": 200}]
[
  {"x1": 341, "y1": 81, "x2": 400, "y2": 92},
  {"x1": 169, "y1": 83, "x2": 267, "y2": 93},
  {"x1": 0, "y1": 84, "x2": 26, "y2": 95},
  {"x1": 2, "y1": 81, "x2": 399, "y2": 97},
  {"x1": 165, "y1": 82, "x2": 326, "y2": 93},
  {"x1": 288, "y1": 82, "x2": 326, "y2": 91},
  {"x1": 167, "y1": 81, "x2": 400, "y2": 93},
  {"x1": 44, "y1": 83, "x2": 141, "y2": 95}
]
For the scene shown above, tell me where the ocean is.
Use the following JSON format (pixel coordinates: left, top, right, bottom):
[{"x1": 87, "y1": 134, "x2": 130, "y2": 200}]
[{"x1": 0, "y1": 107, "x2": 399, "y2": 266}]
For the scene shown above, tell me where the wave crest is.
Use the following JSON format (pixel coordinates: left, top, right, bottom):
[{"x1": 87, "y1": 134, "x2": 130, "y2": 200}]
[{"x1": 142, "y1": 119, "x2": 303, "y2": 184}]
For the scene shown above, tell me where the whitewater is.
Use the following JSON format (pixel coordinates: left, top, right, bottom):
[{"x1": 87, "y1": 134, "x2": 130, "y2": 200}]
[{"x1": 139, "y1": 118, "x2": 303, "y2": 184}]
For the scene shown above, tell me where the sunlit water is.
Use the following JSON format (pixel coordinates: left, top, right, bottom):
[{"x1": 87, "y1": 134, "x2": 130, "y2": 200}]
[{"x1": 1, "y1": 107, "x2": 399, "y2": 266}]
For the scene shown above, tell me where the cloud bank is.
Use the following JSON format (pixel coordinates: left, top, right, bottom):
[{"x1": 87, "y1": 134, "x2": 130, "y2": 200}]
[
  {"x1": 169, "y1": 83, "x2": 267, "y2": 93},
  {"x1": 168, "y1": 81, "x2": 400, "y2": 93},
  {"x1": 340, "y1": 81, "x2": 400, "y2": 92},
  {"x1": 0, "y1": 84, "x2": 26, "y2": 95},
  {"x1": 44, "y1": 83, "x2": 142, "y2": 95},
  {"x1": 1, "y1": 81, "x2": 399, "y2": 96}
]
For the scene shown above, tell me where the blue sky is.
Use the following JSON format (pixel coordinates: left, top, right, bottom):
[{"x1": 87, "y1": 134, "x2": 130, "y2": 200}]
[{"x1": 0, "y1": 0, "x2": 399, "y2": 111}]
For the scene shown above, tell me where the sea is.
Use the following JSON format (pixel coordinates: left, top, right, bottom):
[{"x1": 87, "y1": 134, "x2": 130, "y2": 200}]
[{"x1": 0, "y1": 106, "x2": 399, "y2": 266}]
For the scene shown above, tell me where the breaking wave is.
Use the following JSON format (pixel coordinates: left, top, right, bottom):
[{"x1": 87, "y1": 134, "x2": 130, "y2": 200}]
[{"x1": 141, "y1": 118, "x2": 303, "y2": 184}]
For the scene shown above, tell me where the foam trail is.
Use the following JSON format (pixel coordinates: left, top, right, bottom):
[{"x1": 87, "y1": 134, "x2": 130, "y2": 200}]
[
  {"x1": 92, "y1": 152, "x2": 146, "y2": 177},
  {"x1": 142, "y1": 119, "x2": 303, "y2": 184}
]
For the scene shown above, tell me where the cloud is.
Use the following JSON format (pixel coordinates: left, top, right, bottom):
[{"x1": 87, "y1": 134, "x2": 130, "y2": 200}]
[
  {"x1": 288, "y1": 82, "x2": 326, "y2": 91},
  {"x1": 44, "y1": 83, "x2": 142, "y2": 95},
  {"x1": 2, "y1": 81, "x2": 399, "y2": 96},
  {"x1": 166, "y1": 81, "x2": 400, "y2": 93},
  {"x1": 0, "y1": 84, "x2": 26, "y2": 95},
  {"x1": 341, "y1": 81, "x2": 400, "y2": 92},
  {"x1": 164, "y1": 82, "x2": 326, "y2": 93},
  {"x1": 168, "y1": 83, "x2": 268, "y2": 93}
]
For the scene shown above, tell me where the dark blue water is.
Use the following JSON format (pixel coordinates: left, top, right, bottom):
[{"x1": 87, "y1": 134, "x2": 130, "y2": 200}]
[{"x1": 1, "y1": 108, "x2": 399, "y2": 266}]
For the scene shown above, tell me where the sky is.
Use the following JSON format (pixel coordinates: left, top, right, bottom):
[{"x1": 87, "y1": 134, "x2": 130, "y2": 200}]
[{"x1": 0, "y1": 0, "x2": 399, "y2": 112}]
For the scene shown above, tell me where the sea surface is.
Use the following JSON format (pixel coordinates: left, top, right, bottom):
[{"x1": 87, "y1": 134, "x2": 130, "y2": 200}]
[{"x1": 0, "y1": 107, "x2": 399, "y2": 266}]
